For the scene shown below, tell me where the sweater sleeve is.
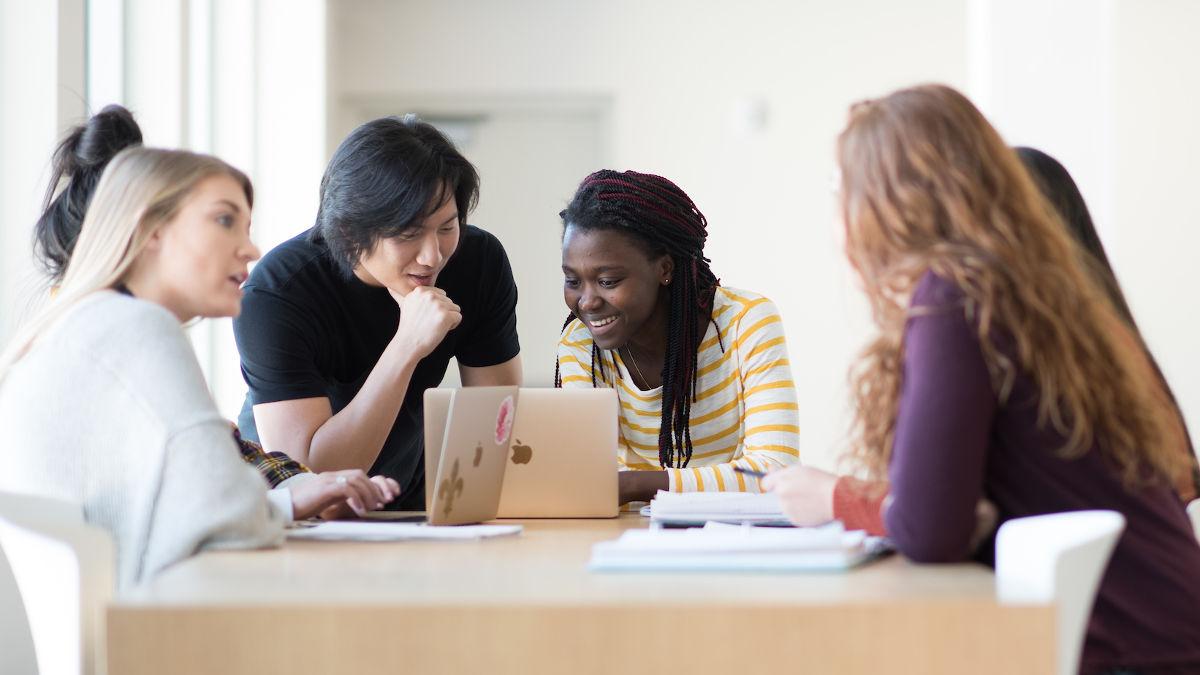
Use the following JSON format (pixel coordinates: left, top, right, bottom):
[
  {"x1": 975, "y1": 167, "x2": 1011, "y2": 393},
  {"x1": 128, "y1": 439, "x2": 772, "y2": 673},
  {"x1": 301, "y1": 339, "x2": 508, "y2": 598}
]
[
  {"x1": 139, "y1": 420, "x2": 287, "y2": 582},
  {"x1": 833, "y1": 476, "x2": 889, "y2": 536},
  {"x1": 96, "y1": 300, "x2": 289, "y2": 584},
  {"x1": 667, "y1": 297, "x2": 800, "y2": 493},
  {"x1": 883, "y1": 277, "x2": 995, "y2": 563}
]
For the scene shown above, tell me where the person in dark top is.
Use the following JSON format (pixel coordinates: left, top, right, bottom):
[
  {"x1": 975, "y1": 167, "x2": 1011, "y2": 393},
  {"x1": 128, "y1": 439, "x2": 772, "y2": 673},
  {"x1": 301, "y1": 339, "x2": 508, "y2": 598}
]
[
  {"x1": 1013, "y1": 146, "x2": 1200, "y2": 502},
  {"x1": 830, "y1": 84, "x2": 1200, "y2": 674},
  {"x1": 234, "y1": 115, "x2": 522, "y2": 511}
]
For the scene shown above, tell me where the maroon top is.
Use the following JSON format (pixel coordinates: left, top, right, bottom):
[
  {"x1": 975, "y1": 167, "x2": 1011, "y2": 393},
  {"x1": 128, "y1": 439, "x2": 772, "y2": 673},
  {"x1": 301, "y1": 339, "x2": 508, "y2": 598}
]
[{"x1": 885, "y1": 272, "x2": 1200, "y2": 674}]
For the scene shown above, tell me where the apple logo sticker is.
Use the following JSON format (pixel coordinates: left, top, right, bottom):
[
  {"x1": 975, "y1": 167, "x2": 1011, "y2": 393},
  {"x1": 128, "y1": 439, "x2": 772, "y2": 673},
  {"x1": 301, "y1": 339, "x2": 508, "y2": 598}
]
[
  {"x1": 494, "y1": 395, "x2": 515, "y2": 446},
  {"x1": 511, "y1": 439, "x2": 532, "y2": 465}
]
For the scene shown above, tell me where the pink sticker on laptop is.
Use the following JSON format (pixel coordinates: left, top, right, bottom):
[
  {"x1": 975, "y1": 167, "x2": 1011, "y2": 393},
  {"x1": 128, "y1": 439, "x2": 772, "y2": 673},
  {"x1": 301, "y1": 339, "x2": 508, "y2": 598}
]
[{"x1": 495, "y1": 395, "x2": 515, "y2": 446}]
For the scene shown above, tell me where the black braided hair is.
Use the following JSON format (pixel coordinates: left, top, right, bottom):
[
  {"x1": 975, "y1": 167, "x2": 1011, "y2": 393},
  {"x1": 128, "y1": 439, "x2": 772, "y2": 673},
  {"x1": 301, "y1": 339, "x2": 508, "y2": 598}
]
[{"x1": 554, "y1": 170, "x2": 721, "y2": 468}]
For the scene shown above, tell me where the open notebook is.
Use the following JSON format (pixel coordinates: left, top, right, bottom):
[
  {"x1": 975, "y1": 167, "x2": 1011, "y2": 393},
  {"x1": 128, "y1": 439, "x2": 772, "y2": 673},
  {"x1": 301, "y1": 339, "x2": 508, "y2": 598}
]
[
  {"x1": 590, "y1": 522, "x2": 885, "y2": 572},
  {"x1": 644, "y1": 490, "x2": 791, "y2": 526}
]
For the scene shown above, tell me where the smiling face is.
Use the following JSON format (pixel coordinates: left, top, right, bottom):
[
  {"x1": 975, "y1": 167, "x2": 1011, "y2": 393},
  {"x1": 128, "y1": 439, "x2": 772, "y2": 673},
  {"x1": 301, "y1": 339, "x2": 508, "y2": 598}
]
[
  {"x1": 354, "y1": 193, "x2": 460, "y2": 297},
  {"x1": 561, "y1": 226, "x2": 673, "y2": 351},
  {"x1": 137, "y1": 173, "x2": 259, "y2": 320}
]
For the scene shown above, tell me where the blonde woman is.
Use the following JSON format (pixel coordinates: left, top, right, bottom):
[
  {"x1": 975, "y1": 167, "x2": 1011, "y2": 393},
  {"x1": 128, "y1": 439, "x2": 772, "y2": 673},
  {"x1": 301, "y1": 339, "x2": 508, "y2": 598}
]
[
  {"x1": 0, "y1": 147, "x2": 395, "y2": 587},
  {"x1": 803, "y1": 84, "x2": 1200, "y2": 673},
  {"x1": 32, "y1": 105, "x2": 400, "y2": 511}
]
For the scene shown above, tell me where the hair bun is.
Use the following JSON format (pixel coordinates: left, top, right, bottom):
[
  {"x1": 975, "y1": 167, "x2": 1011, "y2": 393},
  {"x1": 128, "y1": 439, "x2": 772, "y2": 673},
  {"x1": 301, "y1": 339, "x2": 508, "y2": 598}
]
[
  {"x1": 67, "y1": 104, "x2": 143, "y2": 173},
  {"x1": 36, "y1": 105, "x2": 143, "y2": 281}
]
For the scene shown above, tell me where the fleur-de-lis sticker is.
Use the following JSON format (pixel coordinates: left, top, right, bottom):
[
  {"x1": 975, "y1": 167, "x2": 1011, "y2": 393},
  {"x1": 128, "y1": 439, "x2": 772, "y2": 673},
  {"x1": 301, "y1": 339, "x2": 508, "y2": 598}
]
[{"x1": 438, "y1": 458, "x2": 465, "y2": 517}]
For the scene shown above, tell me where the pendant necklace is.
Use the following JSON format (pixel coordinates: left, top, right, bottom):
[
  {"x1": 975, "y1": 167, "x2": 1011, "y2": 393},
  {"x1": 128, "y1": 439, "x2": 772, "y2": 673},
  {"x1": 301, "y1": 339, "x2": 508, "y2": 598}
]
[{"x1": 622, "y1": 344, "x2": 651, "y2": 390}]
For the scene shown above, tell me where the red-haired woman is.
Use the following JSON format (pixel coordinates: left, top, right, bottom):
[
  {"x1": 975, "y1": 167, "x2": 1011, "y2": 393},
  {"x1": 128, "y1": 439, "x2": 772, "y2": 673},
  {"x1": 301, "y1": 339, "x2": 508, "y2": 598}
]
[{"x1": 770, "y1": 84, "x2": 1200, "y2": 674}]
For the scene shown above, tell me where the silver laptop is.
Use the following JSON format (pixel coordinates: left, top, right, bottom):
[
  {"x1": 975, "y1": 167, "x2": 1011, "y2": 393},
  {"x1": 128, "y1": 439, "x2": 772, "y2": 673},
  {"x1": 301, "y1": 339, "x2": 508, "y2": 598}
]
[
  {"x1": 420, "y1": 386, "x2": 518, "y2": 525},
  {"x1": 426, "y1": 388, "x2": 618, "y2": 519}
]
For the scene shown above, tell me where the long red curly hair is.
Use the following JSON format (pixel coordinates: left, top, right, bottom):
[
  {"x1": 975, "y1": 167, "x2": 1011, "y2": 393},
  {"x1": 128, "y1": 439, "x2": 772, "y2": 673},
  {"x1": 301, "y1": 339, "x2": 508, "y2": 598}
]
[{"x1": 837, "y1": 84, "x2": 1187, "y2": 488}]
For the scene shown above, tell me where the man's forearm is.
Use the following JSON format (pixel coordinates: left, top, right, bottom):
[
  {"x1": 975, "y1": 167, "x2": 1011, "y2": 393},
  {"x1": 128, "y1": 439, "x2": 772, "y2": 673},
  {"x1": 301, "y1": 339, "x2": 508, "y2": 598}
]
[{"x1": 306, "y1": 341, "x2": 420, "y2": 472}]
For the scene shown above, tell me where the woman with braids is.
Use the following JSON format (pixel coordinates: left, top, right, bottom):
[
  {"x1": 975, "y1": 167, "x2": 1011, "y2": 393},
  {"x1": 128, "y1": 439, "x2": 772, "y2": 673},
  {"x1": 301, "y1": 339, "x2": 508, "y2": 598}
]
[
  {"x1": 555, "y1": 170, "x2": 799, "y2": 504},
  {"x1": 765, "y1": 145, "x2": 1200, "y2": 536},
  {"x1": 781, "y1": 84, "x2": 1200, "y2": 674}
]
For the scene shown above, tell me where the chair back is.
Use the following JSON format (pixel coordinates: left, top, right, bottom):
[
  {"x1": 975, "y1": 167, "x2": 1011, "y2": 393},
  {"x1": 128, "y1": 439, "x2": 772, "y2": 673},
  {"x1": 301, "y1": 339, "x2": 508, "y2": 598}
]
[
  {"x1": 995, "y1": 510, "x2": 1124, "y2": 675},
  {"x1": 0, "y1": 491, "x2": 114, "y2": 675}
]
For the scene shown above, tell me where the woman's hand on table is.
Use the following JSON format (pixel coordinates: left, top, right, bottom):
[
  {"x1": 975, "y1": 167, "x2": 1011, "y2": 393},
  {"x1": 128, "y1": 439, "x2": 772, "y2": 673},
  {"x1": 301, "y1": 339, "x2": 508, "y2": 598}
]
[
  {"x1": 290, "y1": 470, "x2": 401, "y2": 520},
  {"x1": 761, "y1": 465, "x2": 839, "y2": 527}
]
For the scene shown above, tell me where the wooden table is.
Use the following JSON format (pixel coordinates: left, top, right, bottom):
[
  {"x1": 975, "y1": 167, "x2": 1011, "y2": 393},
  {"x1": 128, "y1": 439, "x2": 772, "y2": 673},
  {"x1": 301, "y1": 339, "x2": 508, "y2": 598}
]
[{"x1": 107, "y1": 515, "x2": 1054, "y2": 674}]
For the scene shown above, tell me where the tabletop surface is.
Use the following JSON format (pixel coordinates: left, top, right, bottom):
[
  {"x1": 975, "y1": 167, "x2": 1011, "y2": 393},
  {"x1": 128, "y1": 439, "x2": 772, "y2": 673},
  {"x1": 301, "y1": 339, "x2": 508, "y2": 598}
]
[{"x1": 115, "y1": 514, "x2": 1008, "y2": 608}]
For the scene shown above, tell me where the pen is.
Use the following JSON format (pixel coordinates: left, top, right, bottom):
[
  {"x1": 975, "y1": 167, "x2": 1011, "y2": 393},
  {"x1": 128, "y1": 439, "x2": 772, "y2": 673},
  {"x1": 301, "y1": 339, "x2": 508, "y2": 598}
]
[{"x1": 733, "y1": 466, "x2": 768, "y2": 479}]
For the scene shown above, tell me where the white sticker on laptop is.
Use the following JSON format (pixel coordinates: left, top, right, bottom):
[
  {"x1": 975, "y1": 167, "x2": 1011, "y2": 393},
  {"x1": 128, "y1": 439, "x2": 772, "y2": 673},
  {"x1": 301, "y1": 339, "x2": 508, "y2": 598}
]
[{"x1": 495, "y1": 395, "x2": 515, "y2": 446}]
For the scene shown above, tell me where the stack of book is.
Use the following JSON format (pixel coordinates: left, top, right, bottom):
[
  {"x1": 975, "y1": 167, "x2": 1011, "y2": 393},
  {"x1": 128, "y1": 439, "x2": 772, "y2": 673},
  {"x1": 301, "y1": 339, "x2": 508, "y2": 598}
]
[
  {"x1": 644, "y1": 490, "x2": 791, "y2": 526},
  {"x1": 590, "y1": 521, "x2": 882, "y2": 572}
]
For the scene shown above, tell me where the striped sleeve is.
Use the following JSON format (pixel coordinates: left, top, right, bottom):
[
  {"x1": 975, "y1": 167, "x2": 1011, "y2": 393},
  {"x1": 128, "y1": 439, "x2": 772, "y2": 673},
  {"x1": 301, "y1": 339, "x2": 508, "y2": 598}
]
[{"x1": 667, "y1": 296, "x2": 800, "y2": 492}]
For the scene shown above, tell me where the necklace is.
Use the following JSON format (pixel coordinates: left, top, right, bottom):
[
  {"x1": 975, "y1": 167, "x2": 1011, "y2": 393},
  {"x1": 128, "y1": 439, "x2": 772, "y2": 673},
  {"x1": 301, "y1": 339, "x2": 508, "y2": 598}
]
[{"x1": 622, "y1": 344, "x2": 652, "y2": 390}]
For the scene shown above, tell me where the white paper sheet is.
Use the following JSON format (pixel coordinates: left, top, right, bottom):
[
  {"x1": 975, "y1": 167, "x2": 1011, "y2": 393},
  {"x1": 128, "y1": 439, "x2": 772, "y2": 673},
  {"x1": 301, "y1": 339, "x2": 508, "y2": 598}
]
[{"x1": 286, "y1": 521, "x2": 523, "y2": 542}]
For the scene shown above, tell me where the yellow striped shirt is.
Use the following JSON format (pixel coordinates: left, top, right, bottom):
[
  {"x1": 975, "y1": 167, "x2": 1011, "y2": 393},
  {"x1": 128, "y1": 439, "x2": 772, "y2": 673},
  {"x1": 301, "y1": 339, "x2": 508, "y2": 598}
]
[{"x1": 557, "y1": 286, "x2": 799, "y2": 492}]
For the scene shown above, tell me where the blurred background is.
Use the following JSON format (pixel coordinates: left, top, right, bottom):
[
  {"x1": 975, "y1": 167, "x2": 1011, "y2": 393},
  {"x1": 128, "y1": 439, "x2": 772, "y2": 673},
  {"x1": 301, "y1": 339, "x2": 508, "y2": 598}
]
[{"x1": 2, "y1": 0, "x2": 1198, "y2": 476}]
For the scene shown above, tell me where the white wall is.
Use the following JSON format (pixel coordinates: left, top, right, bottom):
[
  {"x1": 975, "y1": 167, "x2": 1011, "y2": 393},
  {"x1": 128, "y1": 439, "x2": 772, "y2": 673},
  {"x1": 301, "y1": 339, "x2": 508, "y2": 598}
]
[
  {"x1": 77, "y1": 0, "x2": 328, "y2": 418},
  {"x1": 210, "y1": 0, "x2": 328, "y2": 418},
  {"x1": 329, "y1": 0, "x2": 969, "y2": 469},
  {"x1": 0, "y1": 0, "x2": 86, "y2": 670},
  {"x1": 968, "y1": 0, "x2": 1115, "y2": 235},
  {"x1": 2, "y1": 0, "x2": 1193, "y2": 471},
  {"x1": 1109, "y1": 0, "x2": 1200, "y2": 443},
  {"x1": 969, "y1": 0, "x2": 1200, "y2": 451},
  {"x1": 0, "y1": 0, "x2": 85, "y2": 343}
]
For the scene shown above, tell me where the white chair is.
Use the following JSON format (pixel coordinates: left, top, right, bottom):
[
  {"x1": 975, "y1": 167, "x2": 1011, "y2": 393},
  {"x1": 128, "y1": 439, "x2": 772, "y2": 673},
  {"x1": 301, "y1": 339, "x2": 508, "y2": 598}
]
[
  {"x1": 1187, "y1": 499, "x2": 1200, "y2": 540},
  {"x1": 0, "y1": 492, "x2": 114, "y2": 675},
  {"x1": 995, "y1": 510, "x2": 1124, "y2": 675}
]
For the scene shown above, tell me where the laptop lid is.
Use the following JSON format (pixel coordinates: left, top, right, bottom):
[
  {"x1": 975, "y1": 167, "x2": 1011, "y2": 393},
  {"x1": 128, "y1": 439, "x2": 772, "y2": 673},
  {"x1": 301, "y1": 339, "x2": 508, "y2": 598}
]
[
  {"x1": 425, "y1": 386, "x2": 518, "y2": 525},
  {"x1": 423, "y1": 388, "x2": 452, "y2": 514},
  {"x1": 497, "y1": 388, "x2": 619, "y2": 518}
]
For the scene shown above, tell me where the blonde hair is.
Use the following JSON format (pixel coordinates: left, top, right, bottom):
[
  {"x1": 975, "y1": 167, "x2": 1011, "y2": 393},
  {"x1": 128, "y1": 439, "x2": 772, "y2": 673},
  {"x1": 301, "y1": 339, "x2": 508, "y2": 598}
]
[
  {"x1": 838, "y1": 84, "x2": 1186, "y2": 487},
  {"x1": 0, "y1": 147, "x2": 252, "y2": 377}
]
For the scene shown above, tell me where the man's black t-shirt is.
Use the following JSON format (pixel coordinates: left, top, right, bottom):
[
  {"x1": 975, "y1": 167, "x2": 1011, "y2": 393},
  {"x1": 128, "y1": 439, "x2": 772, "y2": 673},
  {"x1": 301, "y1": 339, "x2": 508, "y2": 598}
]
[{"x1": 233, "y1": 225, "x2": 520, "y2": 510}]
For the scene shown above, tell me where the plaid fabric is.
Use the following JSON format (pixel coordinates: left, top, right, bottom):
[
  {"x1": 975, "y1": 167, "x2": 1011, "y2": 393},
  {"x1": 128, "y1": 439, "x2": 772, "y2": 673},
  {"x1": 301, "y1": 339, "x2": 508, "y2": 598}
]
[{"x1": 231, "y1": 423, "x2": 311, "y2": 487}]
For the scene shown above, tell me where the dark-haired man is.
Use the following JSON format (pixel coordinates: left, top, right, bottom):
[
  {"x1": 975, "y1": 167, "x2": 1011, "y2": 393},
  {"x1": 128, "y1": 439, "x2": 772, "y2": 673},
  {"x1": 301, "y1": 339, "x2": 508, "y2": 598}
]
[{"x1": 233, "y1": 116, "x2": 521, "y2": 511}]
